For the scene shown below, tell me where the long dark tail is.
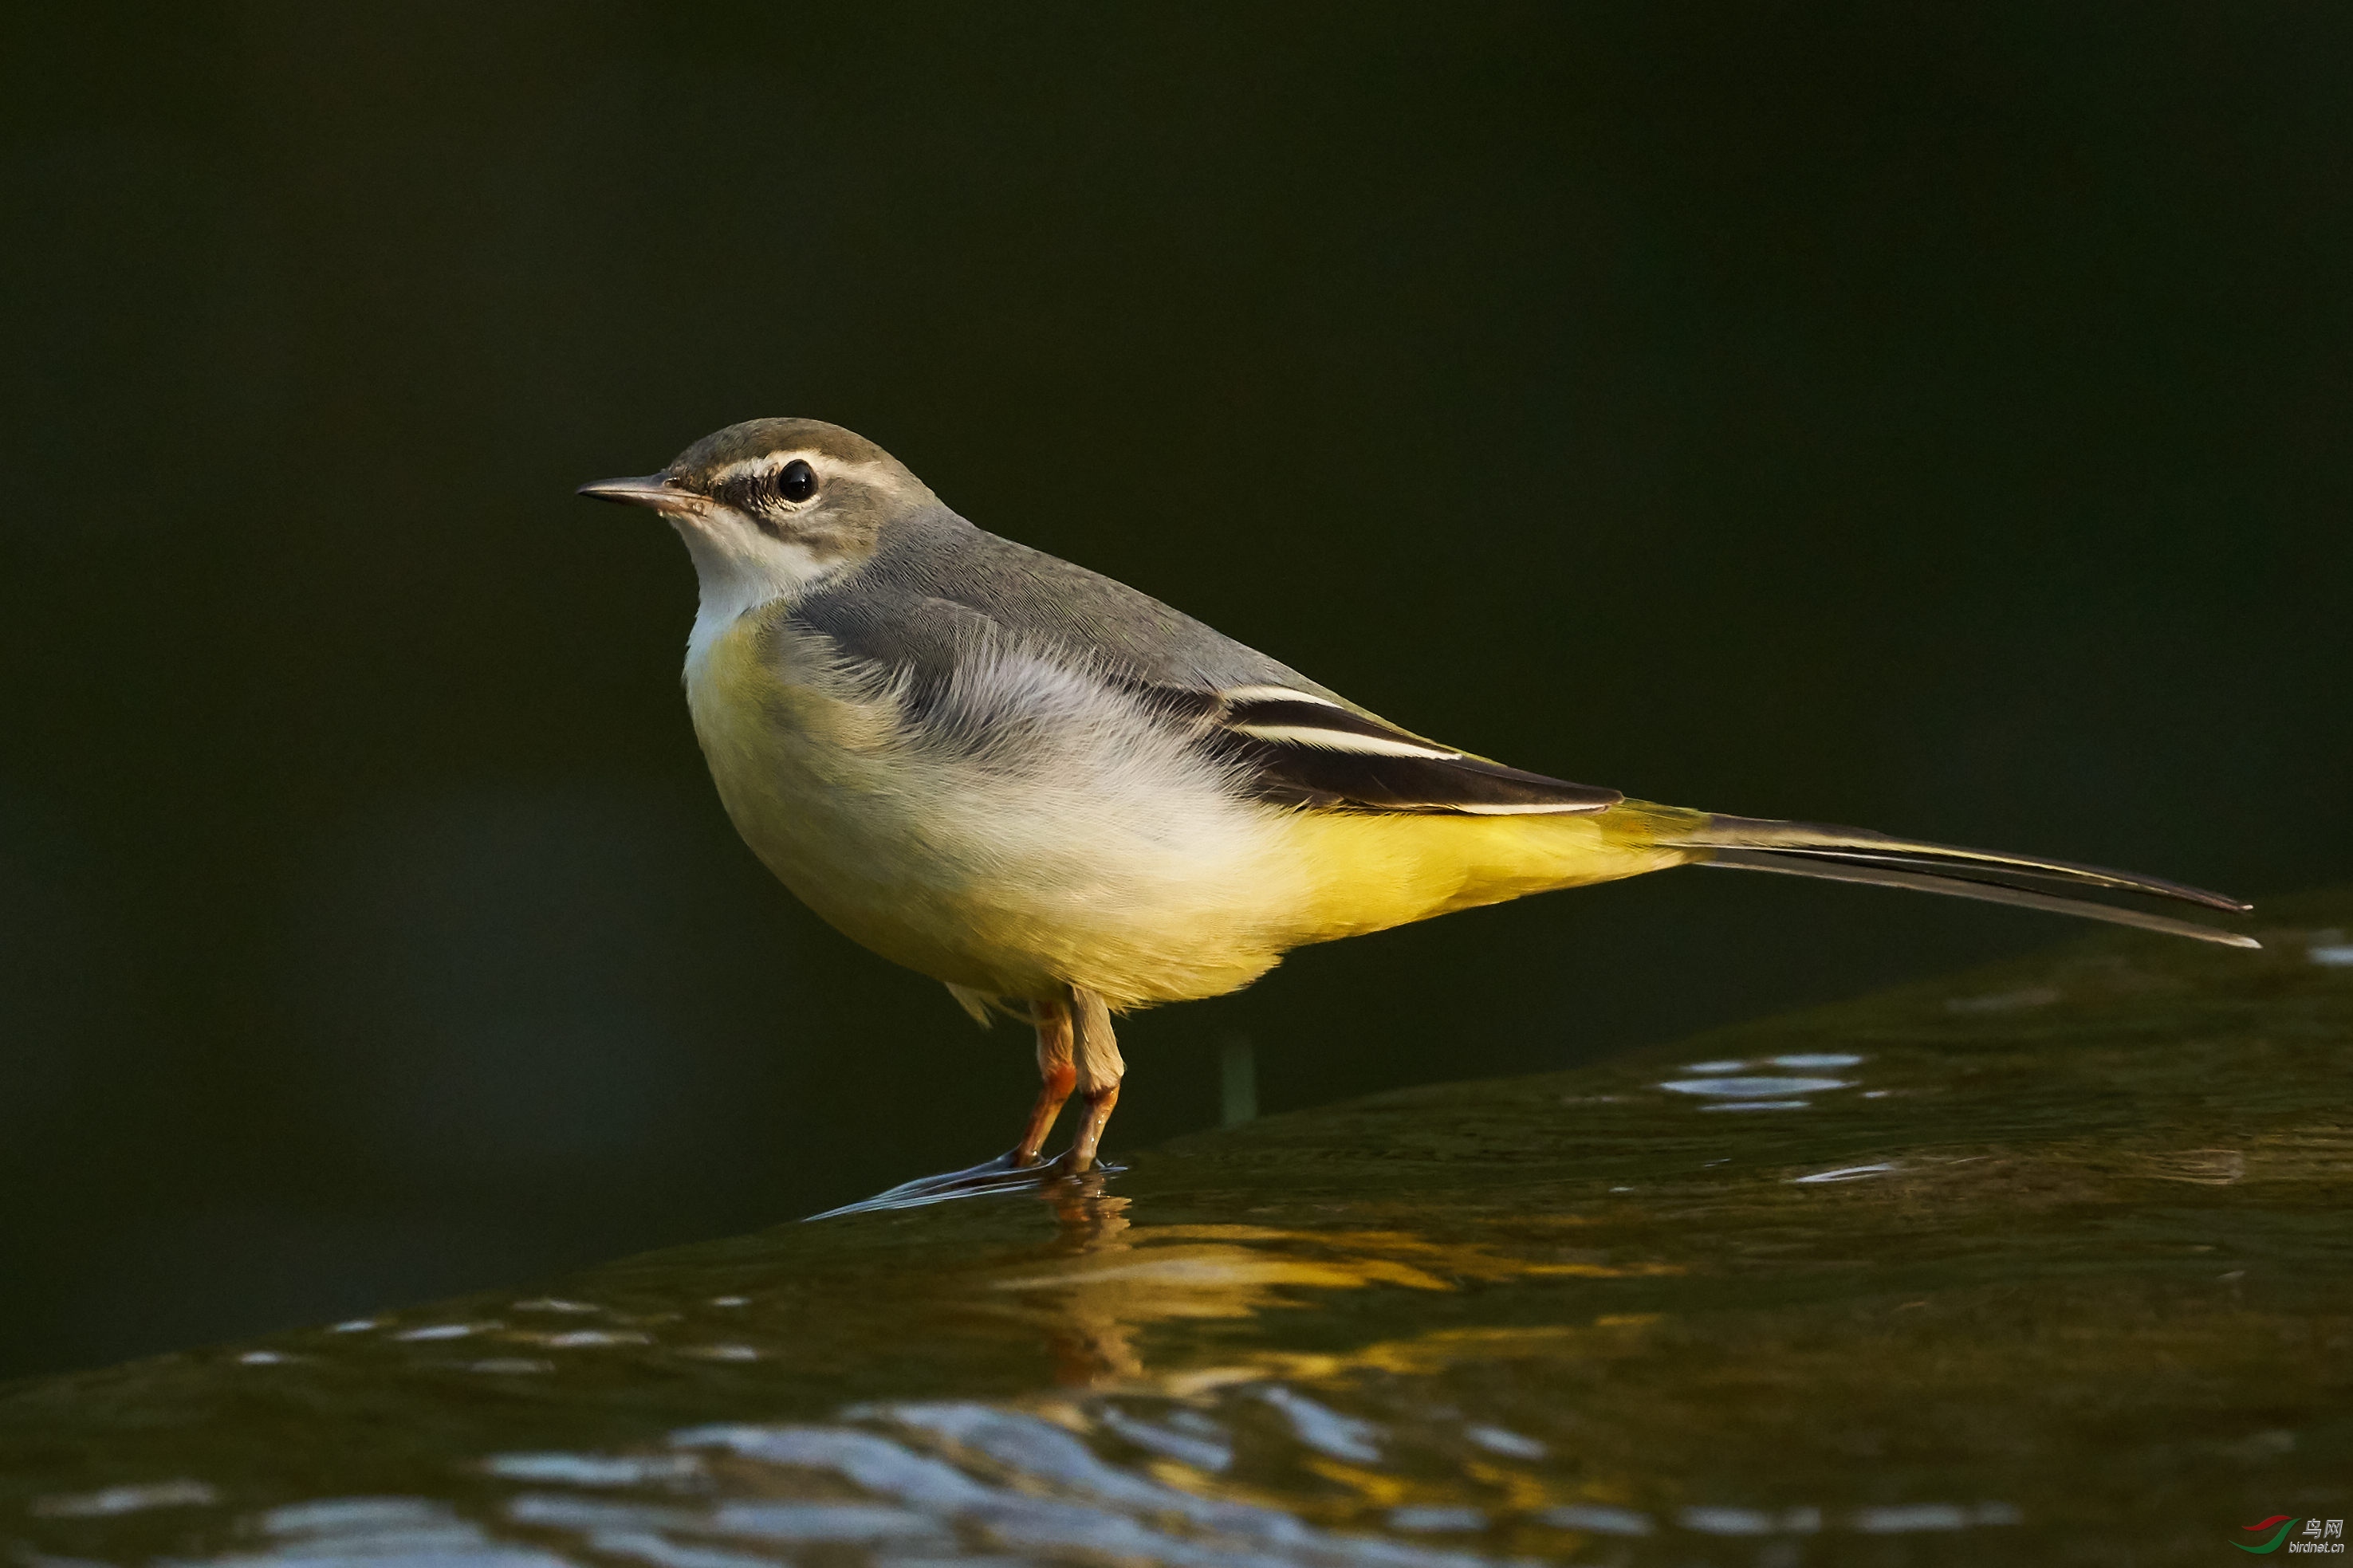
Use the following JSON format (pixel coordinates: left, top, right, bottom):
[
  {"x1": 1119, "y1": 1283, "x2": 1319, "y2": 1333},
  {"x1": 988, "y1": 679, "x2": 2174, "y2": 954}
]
[{"x1": 1664, "y1": 813, "x2": 2259, "y2": 949}]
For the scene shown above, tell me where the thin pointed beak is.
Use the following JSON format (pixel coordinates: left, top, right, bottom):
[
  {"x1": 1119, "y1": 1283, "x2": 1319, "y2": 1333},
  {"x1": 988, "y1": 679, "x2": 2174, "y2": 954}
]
[{"x1": 576, "y1": 473, "x2": 702, "y2": 514}]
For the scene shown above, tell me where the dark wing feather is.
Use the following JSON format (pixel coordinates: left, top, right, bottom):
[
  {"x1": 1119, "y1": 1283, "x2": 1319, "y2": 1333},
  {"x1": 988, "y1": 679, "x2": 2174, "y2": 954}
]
[{"x1": 1187, "y1": 686, "x2": 1621, "y2": 815}]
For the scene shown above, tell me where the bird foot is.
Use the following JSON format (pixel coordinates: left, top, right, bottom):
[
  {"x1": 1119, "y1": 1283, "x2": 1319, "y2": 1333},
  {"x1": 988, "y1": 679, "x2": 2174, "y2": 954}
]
[{"x1": 803, "y1": 1148, "x2": 1124, "y2": 1221}]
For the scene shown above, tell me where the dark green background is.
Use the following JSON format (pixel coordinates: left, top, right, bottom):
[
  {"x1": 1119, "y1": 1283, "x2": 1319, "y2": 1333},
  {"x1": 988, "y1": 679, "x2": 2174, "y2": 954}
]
[{"x1": 2, "y1": 3, "x2": 2345, "y2": 1380}]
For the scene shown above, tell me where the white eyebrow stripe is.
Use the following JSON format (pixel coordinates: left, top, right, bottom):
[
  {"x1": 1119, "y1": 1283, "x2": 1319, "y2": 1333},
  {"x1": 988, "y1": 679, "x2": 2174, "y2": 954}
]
[
  {"x1": 1226, "y1": 723, "x2": 1463, "y2": 759},
  {"x1": 705, "y1": 452, "x2": 899, "y2": 489},
  {"x1": 1218, "y1": 685, "x2": 1343, "y2": 708}
]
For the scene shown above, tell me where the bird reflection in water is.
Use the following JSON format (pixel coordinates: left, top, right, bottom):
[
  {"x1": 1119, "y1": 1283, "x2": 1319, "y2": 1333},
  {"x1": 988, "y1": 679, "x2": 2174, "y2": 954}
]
[{"x1": 981, "y1": 1178, "x2": 1678, "y2": 1388}]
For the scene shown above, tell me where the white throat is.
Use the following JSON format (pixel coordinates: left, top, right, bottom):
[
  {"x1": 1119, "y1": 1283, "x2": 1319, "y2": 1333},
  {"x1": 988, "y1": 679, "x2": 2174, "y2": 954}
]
[{"x1": 676, "y1": 521, "x2": 843, "y2": 672}]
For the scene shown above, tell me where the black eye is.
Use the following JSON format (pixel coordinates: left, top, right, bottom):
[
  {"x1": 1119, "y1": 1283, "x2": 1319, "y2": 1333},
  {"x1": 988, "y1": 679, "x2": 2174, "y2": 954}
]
[{"x1": 777, "y1": 458, "x2": 816, "y2": 503}]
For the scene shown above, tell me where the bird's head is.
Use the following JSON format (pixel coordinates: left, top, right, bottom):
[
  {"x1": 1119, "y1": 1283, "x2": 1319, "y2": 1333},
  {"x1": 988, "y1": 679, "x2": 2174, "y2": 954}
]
[{"x1": 579, "y1": 417, "x2": 938, "y2": 608}]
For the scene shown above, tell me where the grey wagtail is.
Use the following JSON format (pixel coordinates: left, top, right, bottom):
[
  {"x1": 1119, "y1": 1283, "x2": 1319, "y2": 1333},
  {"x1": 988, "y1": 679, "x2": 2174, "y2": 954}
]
[{"x1": 580, "y1": 418, "x2": 2255, "y2": 1182}]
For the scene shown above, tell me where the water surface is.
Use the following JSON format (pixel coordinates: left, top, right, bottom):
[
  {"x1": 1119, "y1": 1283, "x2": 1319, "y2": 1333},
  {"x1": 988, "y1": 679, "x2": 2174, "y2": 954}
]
[{"x1": 6, "y1": 891, "x2": 2348, "y2": 1565}]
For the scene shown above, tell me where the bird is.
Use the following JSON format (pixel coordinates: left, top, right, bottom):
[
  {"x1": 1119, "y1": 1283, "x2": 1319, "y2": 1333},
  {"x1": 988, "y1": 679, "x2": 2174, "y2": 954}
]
[{"x1": 580, "y1": 417, "x2": 2256, "y2": 1191}]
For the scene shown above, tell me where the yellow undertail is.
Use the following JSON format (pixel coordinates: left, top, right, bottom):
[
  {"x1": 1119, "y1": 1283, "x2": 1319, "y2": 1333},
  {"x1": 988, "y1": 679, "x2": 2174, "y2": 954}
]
[{"x1": 1273, "y1": 798, "x2": 1712, "y2": 949}]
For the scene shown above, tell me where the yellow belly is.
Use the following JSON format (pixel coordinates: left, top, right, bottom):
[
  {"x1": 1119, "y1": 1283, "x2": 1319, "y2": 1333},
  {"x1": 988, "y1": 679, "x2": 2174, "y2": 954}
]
[{"x1": 685, "y1": 612, "x2": 1699, "y2": 1008}]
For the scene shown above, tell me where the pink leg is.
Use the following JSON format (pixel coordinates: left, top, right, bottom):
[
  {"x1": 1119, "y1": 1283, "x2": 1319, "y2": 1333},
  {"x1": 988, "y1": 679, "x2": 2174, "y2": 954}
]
[
  {"x1": 1015, "y1": 996, "x2": 1077, "y2": 1165},
  {"x1": 801, "y1": 987, "x2": 1123, "y2": 1220},
  {"x1": 1062, "y1": 986, "x2": 1125, "y2": 1173}
]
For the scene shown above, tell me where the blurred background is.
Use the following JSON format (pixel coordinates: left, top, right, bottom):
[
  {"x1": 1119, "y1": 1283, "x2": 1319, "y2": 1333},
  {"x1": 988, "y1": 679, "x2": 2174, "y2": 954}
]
[{"x1": 2, "y1": 2, "x2": 2347, "y2": 1380}]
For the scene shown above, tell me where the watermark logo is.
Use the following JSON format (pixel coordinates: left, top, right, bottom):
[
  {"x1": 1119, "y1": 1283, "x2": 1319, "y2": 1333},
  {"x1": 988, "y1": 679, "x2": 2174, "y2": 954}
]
[{"x1": 2236, "y1": 1518, "x2": 2344, "y2": 1555}]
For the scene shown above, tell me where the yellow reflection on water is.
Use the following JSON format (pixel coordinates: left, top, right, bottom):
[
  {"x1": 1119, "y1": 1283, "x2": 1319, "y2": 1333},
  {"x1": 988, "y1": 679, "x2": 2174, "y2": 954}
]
[{"x1": 978, "y1": 1185, "x2": 1679, "y2": 1385}]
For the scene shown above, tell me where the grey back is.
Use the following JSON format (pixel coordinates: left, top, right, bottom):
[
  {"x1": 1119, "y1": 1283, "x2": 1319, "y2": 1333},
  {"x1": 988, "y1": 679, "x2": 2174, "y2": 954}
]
[{"x1": 788, "y1": 506, "x2": 1343, "y2": 701}]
